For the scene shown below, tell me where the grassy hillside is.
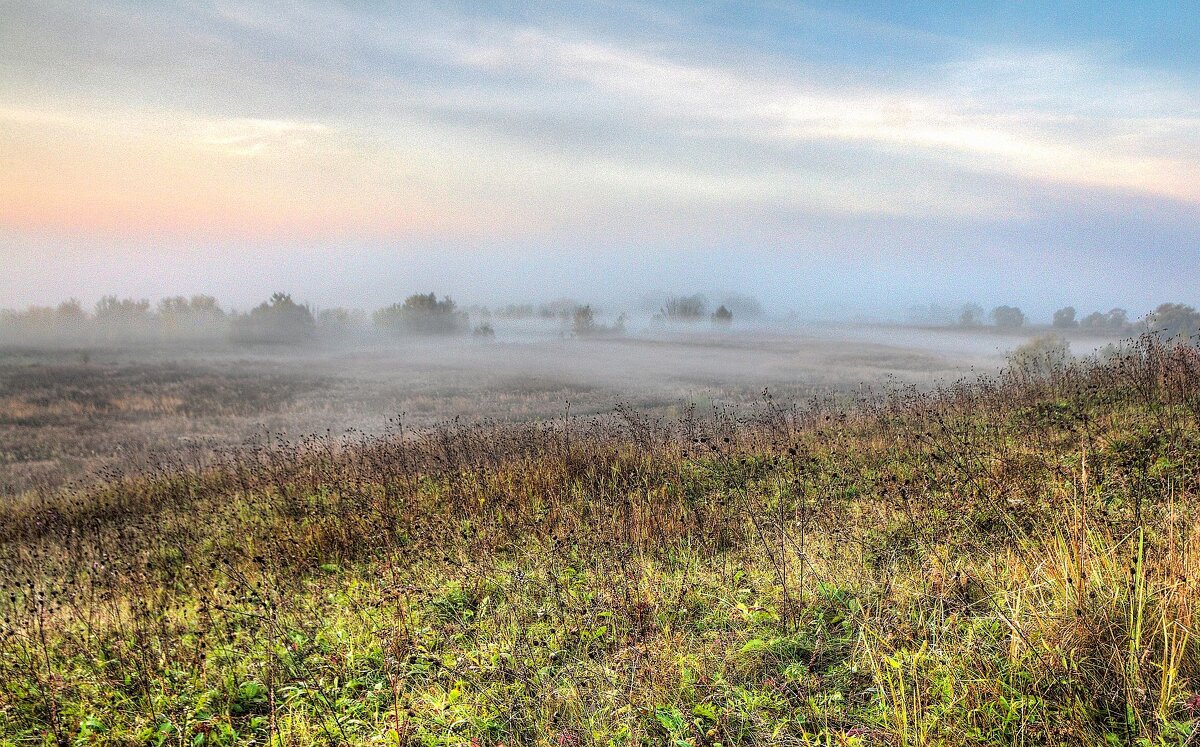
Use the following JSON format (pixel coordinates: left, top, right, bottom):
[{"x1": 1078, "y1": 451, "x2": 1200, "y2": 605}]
[{"x1": 2, "y1": 338, "x2": 1199, "y2": 746}]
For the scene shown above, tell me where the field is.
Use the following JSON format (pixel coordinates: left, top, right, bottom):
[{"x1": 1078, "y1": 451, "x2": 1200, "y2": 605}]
[
  {"x1": 4, "y1": 329, "x2": 1197, "y2": 746},
  {"x1": 0, "y1": 327, "x2": 999, "y2": 496}
]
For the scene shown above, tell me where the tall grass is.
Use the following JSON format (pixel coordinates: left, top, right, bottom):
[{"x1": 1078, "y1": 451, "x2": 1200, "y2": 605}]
[{"x1": 1, "y1": 335, "x2": 1199, "y2": 745}]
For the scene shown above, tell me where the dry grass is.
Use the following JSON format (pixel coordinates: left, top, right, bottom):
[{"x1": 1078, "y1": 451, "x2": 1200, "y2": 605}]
[{"x1": 1, "y1": 336, "x2": 1198, "y2": 745}]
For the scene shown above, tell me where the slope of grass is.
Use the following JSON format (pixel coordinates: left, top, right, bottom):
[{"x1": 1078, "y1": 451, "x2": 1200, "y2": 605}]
[{"x1": 2, "y1": 338, "x2": 1199, "y2": 746}]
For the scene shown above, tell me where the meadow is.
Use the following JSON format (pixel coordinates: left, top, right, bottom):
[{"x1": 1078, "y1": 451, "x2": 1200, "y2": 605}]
[
  {"x1": 0, "y1": 327, "x2": 994, "y2": 497},
  {"x1": 2, "y1": 330, "x2": 1197, "y2": 745}
]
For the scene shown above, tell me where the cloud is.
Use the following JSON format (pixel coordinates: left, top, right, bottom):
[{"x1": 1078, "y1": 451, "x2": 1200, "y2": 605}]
[
  {"x1": 432, "y1": 25, "x2": 1200, "y2": 205},
  {"x1": 194, "y1": 118, "x2": 329, "y2": 157},
  {"x1": 0, "y1": 0, "x2": 1197, "y2": 313}
]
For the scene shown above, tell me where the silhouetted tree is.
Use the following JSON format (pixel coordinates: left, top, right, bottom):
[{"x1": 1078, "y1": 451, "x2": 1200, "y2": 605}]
[
  {"x1": 711, "y1": 305, "x2": 733, "y2": 325},
  {"x1": 958, "y1": 303, "x2": 985, "y2": 327},
  {"x1": 662, "y1": 294, "x2": 706, "y2": 322},
  {"x1": 570, "y1": 305, "x2": 625, "y2": 337},
  {"x1": 231, "y1": 293, "x2": 315, "y2": 343},
  {"x1": 1052, "y1": 306, "x2": 1078, "y2": 328},
  {"x1": 158, "y1": 295, "x2": 226, "y2": 339},
  {"x1": 990, "y1": 305, "x2": 1026, "y2": 329},
  {"x1": 572, "y1": 305, "x2": 597, "y2": 336},
  {"x1": 374, "y1": 293, "x2": 466, "y2": 335},
  {"x1": 1145, "y1": 303, "x2": 1200, "y2": 342},
  {"x1": 94, "y1": 296, "x2": 154, "y2": 342}
]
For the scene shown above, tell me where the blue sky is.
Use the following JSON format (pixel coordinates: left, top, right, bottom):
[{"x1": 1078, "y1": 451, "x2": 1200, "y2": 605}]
[{"x1": 1, "y1": 1, "x2": 1196, "y2": 317}]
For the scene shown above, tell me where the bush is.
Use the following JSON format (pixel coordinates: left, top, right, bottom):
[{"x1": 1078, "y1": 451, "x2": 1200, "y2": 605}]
[
  {"x1": 1144, "y1": 302, "x2": 1200, "y2": 343},
  {"x1": 990, "y1": 305, "x2": 1025, "y2": 329},
  {"x1": 230, "y1": 293, "x2": 315, "y2": 344},
  {"x1": 158, "y1": 295, "x2": 226, "y2": 340},
  {"x1": 958, "y1": 303, "x2": 985, "y2": 327},
  {"x1": 1007, "y1": 334, "x2": 1071, "y2": 377},
  {"x1": 662, "y1": 294, "x2": 706, "y2": 322},
  {"x1": 571, "y1": 305, "x2": 624, "y2": 337},
  {"x1": 374, "y1": 293, "x2": 466, "y2": 336},
  {"x1": 572, "y1": 305, "x2": 597, "y2": 336},
  {"x1": 1051, "y1": 306, "x2": 1078, "y2": 328},
  {"x1": 1080, "y1": 308, "x2": 1129, "y2": 333},
  {"x1": 94, "y1": 296, "x2": 155, "y2": 342}
]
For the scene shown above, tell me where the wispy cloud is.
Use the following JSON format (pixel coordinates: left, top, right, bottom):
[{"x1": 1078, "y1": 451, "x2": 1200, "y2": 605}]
[
  {"x1": 431, "y1": 25, "x2": 1200, "y2": 204},
  {"x1": 194, "y1": 118, "x2": 329, "y2": 157},
  {"x1": 0, "y1": 0, "x2": 1198, "y2": 311}
]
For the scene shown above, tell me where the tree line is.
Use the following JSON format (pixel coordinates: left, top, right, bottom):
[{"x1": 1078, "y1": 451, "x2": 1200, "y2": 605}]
[
  {"x1": 5, "y1": 293, "x2": 1197, "y2": 346},
  {"x1": 906, "y1": 302, "x2": 1199, "y2": 338}
]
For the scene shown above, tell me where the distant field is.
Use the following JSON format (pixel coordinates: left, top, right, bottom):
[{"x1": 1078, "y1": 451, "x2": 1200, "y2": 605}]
[{"x1": 0, "y1": 325, "x2": 1019, "y2": 496}]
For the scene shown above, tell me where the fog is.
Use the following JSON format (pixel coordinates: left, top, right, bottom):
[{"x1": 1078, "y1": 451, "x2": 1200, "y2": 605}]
[
  {"x1": 3, "y1": 230, "x2": 1197, "y2": 324},
  {"x1": 3, "y1": 0, "x2": 1197, "y2": 494}
]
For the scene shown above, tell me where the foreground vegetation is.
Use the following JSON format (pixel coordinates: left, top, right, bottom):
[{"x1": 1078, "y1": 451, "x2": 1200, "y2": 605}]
[{"x1": 2, "y1": 337, "x2": 1200, "y2": 745}]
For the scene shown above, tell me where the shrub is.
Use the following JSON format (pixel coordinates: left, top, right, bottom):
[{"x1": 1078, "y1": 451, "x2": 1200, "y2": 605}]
[
  {"x1": 1081, "y1": 308, "x2": 1130, "y2": 333},
  {"x1": 1051, "y1": 306, "x2": 1078, "y2": 328},
  {"x1": 1144, "y1": 302, "x2": 1200, "y2": 343},
  {"x1": 158, "y1": 295, "x2": 227, "y2": 339},
  {"x1": 374, "y1": 293, "x2": 466, "y2": 336},
  {"x1": 230, "y1": 293, "x2": 316, "y2": 343},
  {"x1": 990, "y1": 305, "x2": 1025, "y2": 329},
  {"x1": 662, "y1": 294, "x2": 707, "y2": 322},
  {"x1": 571, "y1": 305, "x2": 624, "y2": 337},
  {"x1": 1007, "y1": 334, "x2": 1071, "y2": 377},
  {"x1": 94, "y1": 296, "x2": 155, "y2": 341},
  {"x1": 572, "y1": 305, "x2": 597, "y2": 336},
  {"x1": 958, "y1": 303, "x2": 985, "y2": 327}
]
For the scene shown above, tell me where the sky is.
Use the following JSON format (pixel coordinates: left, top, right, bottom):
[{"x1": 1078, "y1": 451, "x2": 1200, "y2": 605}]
[{"x1": 1, "y1": 1, "x2": 1197, "y2": 318}]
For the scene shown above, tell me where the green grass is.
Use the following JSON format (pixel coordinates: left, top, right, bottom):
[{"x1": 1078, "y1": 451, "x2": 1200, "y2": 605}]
[{"x1": 2, "y1": 337, "x2": 1200, "y2": 745}]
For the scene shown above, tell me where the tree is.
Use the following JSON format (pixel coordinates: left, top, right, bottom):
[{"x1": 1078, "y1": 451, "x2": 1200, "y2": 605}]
[
  {"x1": 94, "y1": 296, "x2": 154, "y2": 341},
  {"x1": 56, "y1": 299, "x2": 87, "y2": 326},
  {"x1": 158, "y1": 295, "x2": 226, "y2": 339},
  {"x1": 711, "y1": 305, "x2": 733, "y2": 325},
  {"x1": 571, "y1": 305, "x2": 624, "y2": 337},
  {"x1": 572, "y1": 305, "x2": 597, "y2": 337},
  {"x1": 1080, "y1": 308, "x2": 1129, "y2": 333},
  {"x1": 1145, "y1": 303, "x2": 1200, "y2": 342},
  {"x1": 662, "y1": 294, "x2": 706, "y2": 322},
  {"x1": 374, "y1": 293, "x2": 465, "y2": 335},
  {"x1": 990, "y1": 305, "x2": 1026, "y2": 329},
  {"x1": 231, "y1": 293, "x2": 315, "y2": 343},
  {"x1": 1052, "y1": 306, "x2": 1078, "y2": 328},
  {"x1": 958, "y1": 303, "x2": 985, "y2": 327}
]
